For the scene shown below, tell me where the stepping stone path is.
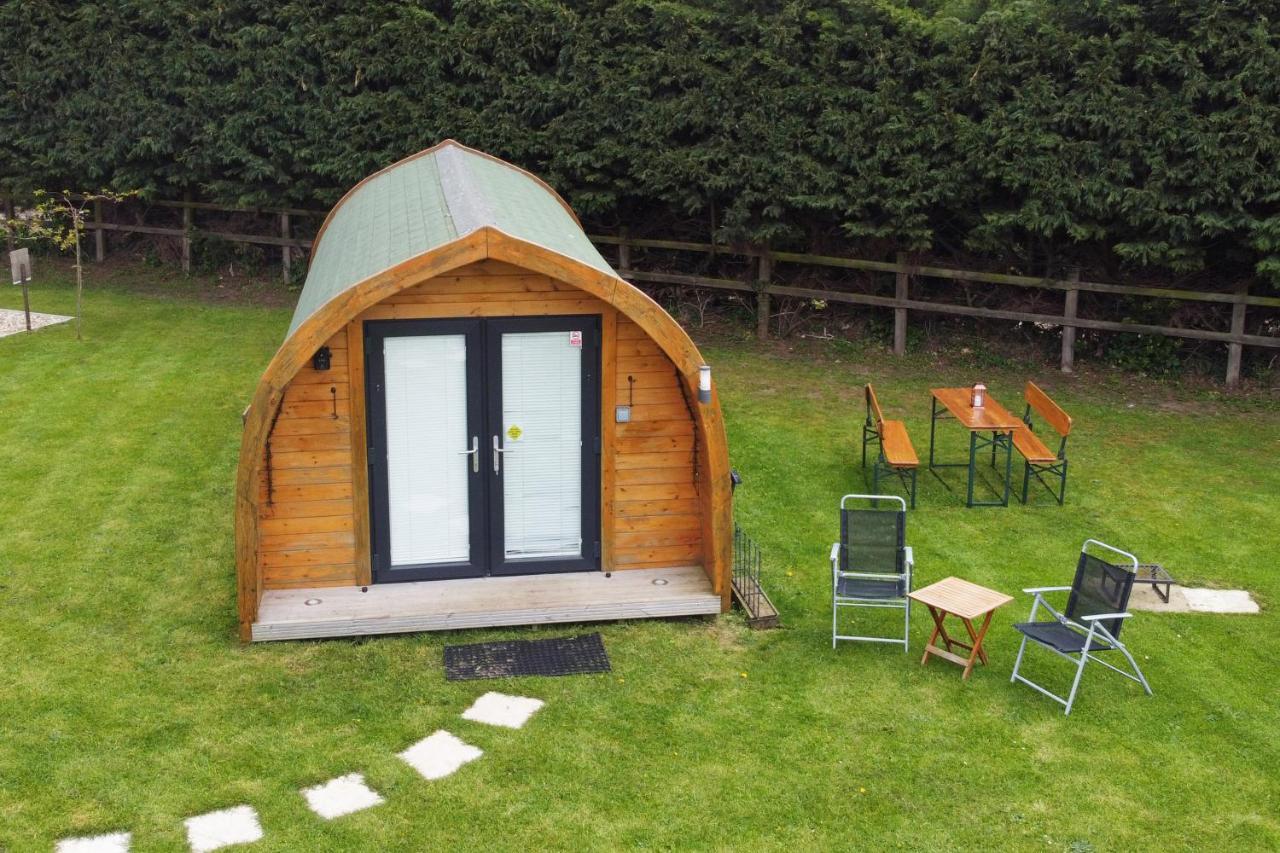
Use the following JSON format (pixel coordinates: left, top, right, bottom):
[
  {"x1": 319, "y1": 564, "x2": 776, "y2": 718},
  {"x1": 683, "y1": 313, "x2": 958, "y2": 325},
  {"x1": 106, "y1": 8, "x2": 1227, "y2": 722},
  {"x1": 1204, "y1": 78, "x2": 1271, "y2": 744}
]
[
  {"x1": 184, "y1": 806, "x2": 264, "y2": 853},
  {"x1": 55, "y1": 832, "x2": 131, "y2": 853},
  {"x1": 55, "y1": 694, "x2": 544, "y2": 850},
  {"x1": 462, "y1": 692, "x2": 546, "y2": 729},
  {"x1": 301, "y1": 772, "x2": 385, "y2": 820},
  {"x1": 399, "y1": 730, "x2": 484, "y2": 780}
]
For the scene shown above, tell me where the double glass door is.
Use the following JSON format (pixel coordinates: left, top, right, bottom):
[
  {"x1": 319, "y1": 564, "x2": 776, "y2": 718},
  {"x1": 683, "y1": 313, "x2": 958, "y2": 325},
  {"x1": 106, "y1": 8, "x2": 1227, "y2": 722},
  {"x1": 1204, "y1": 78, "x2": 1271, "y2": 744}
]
[{"x1": 365, "y1": 316, "x2": 601, "y2": 582}]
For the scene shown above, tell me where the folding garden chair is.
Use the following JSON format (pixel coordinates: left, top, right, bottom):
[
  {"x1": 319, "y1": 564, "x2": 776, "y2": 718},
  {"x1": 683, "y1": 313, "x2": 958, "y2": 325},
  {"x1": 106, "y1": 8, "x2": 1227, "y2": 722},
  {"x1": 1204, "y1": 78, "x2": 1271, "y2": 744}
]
[
  {"x1": 1010, "y1": 539, "x2": 1153, "y2": 715},
  {"x1": 831, "y1": 494, "x2": 913, "y2": 651}
]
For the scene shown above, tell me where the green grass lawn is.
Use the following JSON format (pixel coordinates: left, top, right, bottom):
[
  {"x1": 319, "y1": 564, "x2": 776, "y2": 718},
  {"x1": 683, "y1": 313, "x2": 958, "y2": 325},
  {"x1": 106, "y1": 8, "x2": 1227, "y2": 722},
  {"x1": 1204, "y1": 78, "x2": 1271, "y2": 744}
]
[{"x1": 2, "y1": 264, "x2": 1278, "y2": 851}]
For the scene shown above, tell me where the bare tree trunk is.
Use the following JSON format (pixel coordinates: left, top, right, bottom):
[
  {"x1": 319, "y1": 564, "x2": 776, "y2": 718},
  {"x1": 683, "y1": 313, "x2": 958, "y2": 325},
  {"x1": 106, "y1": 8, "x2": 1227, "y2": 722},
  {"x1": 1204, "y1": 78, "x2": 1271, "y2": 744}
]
[{"x1": 74, "y1": 221, "x2": 83, "y2": 340}]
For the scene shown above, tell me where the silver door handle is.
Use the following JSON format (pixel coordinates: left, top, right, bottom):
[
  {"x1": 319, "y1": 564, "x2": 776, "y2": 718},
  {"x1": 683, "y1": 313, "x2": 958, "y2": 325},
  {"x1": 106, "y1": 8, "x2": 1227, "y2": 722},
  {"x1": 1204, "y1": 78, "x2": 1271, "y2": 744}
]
[
  {"x1": 458, "y1": 436, "x2": 479, "y2": 473},
  {"x1": 492, "y1": 435, "x2": 508, "y2": 473}
]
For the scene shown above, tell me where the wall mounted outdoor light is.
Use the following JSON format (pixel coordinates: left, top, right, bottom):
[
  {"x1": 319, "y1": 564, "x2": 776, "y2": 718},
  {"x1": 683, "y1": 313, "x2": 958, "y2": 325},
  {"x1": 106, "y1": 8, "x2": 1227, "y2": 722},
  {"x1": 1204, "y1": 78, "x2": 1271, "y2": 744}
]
[{"x1": 312, "y1": 346, "x2": 331, "y2": 371}]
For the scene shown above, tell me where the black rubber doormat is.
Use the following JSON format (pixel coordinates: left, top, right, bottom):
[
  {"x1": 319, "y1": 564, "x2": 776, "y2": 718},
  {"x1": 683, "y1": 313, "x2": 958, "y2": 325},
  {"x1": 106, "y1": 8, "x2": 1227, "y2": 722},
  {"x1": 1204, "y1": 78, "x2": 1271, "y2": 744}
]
[{"x1": 443, "y1": 633, "x2": 611, "y2": 681}]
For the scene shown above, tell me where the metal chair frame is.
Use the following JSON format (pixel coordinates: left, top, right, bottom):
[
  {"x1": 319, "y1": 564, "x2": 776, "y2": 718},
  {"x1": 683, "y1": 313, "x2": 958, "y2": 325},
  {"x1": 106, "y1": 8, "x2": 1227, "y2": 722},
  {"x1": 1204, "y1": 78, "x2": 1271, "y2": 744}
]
[
  {"x1": 831, "y1": 494, "x2": 913, "y2": 651},
  {"x1": 1010, "y1": 539, "x2": 1153, "y2": 715}
]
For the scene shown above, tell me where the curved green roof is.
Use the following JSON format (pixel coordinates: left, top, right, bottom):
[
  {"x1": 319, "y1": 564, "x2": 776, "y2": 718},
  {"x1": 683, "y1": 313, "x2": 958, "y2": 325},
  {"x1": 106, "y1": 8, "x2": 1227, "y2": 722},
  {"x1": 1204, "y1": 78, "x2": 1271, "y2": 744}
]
[{"x1": 289, "y1": 141, "x2": 615, "y2": 337}]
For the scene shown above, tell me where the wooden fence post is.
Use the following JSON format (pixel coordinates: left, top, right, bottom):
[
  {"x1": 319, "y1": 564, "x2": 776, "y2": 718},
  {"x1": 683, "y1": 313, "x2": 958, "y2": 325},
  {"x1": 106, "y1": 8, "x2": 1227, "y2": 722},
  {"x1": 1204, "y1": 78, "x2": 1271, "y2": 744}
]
[
  {"x1": 93, "y1": 200, "x2": 105, "y2": 262},
  {"x1": 893, "y1": 252, "x2": 908, "y2": 355},
  {"x1": 1225, "y1": 281, "x2": 1249, "y2": 388},
  {"x1": 181, "y1": 191, "x2": 192, "y2": 274},
  {"x1": 756, "y1": 252, "x2": 772, "y2": 341},
  {"x1": 617, "y1": 227, "x2": 630, "y2": 273},
  {"x1": 1061, "y1": 268, "x2": 1080, "y2": 373},
  {"x1": 280, "y1": 213, "x2": 291, "y2": 281}
]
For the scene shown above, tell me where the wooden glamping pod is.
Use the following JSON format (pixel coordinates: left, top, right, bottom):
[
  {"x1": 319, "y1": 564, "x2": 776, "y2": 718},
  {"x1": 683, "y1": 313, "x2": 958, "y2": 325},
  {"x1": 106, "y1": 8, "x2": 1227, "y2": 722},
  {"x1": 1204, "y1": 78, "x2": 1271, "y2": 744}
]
[{"x1": 236, "y1": 141, "x2": 732, "y2": 641}]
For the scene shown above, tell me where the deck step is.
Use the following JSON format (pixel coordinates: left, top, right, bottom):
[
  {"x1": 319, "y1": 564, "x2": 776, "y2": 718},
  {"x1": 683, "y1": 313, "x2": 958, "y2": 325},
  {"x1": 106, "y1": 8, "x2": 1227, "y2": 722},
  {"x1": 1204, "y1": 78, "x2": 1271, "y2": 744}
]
[{"x1": 253, "y1": 566, "x2": 721, "y2": 641}]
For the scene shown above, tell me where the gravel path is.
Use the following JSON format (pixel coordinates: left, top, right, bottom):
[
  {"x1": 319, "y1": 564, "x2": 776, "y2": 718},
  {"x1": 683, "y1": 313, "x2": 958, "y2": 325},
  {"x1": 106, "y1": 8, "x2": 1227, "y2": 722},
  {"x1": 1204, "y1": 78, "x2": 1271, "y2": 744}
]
[{"x1": 0, "y1": 307, "x2": 73, "y2": 337}]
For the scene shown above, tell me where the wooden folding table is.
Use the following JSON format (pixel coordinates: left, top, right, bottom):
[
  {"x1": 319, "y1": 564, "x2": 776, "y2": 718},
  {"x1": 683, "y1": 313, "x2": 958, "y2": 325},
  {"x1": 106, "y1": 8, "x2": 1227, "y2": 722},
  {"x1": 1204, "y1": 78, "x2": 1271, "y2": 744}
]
[
  {"x1": 909, "y1": 576, "x2": 1013, "y2": 679},
  {"x1": 927, "y1": 387, "x2": 1026, "y2": 507}
]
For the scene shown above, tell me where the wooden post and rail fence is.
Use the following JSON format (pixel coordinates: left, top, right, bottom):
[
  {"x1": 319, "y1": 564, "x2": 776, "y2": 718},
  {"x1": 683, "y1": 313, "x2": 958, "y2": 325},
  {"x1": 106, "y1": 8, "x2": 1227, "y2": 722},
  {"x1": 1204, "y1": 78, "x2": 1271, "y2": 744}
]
[
  {"x1": 70, "y1": 195, "x2": 321, "y2": 276},
  {"x1": 4, "y1": 194, "x2": 1275, "y2": 386},
  {"x1": 591, "y1": 234, "x2": 1278, "y2": 388}
]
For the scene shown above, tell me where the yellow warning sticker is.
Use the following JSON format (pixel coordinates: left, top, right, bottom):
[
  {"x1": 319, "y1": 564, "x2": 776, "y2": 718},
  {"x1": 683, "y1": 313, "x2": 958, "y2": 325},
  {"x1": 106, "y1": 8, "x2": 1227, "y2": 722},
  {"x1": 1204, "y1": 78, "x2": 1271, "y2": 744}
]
[{"x1": 507, "y1": 424, "x2": 523, "y2": 441}]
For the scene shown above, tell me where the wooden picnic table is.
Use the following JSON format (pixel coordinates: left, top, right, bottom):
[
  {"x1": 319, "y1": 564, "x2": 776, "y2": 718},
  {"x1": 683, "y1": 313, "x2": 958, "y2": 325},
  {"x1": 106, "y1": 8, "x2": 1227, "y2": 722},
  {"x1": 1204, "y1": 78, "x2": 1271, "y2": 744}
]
[
  {"x1": 909, "y1": 576, "x2": 1013, "y2": 679},
  {"x1": 928, "y1": 387, "x2": 1025, "y2": 507}
]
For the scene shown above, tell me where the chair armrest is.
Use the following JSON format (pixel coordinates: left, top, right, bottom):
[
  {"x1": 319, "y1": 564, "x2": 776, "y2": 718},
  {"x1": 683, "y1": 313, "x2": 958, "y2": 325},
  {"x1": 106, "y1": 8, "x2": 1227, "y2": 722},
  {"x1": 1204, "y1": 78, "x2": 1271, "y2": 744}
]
[
  {"x1": 1079, "y1": 612, "x2": 1132, "y2": 622},
  {"x1": 903, "y1": 546, "x2": 914, "y2": 570},
  {"x1": 830, "y1": 542, "x2": 841, "y2": 565},
  {"x1": 1023, "y1": 585, "x2": 1072, "y2": 594}
]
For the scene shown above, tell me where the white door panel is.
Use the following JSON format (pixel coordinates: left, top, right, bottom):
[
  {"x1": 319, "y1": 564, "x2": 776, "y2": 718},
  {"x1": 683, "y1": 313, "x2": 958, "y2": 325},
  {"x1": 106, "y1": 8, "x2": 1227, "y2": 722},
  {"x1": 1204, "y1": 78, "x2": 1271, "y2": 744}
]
[
  {"x1": 500, "y1": 331, "x2": 583, "y2": 560},
  {"x1": 383, "y1": 335, "x2": 471, "y2": 566}
]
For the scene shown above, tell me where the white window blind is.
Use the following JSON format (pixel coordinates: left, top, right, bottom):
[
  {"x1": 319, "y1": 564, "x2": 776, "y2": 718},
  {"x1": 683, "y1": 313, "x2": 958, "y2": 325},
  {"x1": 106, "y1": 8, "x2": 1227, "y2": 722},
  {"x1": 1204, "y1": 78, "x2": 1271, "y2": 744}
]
[
  {"x1": 501, "y1": 331, "x2": 583, "y2": 560},
  {"x1": 384, "y1": 335, "x2": 471, "y2": 567}
]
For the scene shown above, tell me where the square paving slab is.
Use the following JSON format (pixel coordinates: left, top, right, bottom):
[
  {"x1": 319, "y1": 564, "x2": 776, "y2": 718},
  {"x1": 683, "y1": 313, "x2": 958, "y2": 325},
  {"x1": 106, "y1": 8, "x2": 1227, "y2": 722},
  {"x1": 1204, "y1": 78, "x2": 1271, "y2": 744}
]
[
  {"x1": 399, "y1": 730, "x2": 483, "y2": 780},
  {"x1": 56, "y1": 832, "x2": 131, "y2": 853},
  {"x1": 183, "y1": 805, "x2": 263, "y2": 852},
  {"x1": 301, "y1": 772, "x2": 385, "y2": 819},
  {"x1": 462, "y1": 692, "x2": 545, "y2": 729}
]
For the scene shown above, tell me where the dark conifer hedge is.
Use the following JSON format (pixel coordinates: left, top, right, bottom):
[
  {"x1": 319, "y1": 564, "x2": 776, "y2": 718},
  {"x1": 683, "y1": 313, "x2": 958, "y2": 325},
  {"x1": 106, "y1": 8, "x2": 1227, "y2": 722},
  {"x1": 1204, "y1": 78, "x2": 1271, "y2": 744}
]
[{"x1": 2, "y1": 1, "x2": 1278, "y2": 286}]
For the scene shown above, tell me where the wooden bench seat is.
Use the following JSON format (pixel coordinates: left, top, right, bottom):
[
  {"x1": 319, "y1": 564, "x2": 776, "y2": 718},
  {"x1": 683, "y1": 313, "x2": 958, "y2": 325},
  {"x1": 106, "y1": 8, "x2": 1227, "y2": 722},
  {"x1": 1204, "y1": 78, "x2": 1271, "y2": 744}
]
[
  {"x1": 880, "y1": 420, "x2": 919, "y2": 467},
  {"x1": 1011, "y1": 426, "x2": 1056, "y2": 463},
  {"x1": 862, "y1": 384, "x2": 918, "y2": 507}
]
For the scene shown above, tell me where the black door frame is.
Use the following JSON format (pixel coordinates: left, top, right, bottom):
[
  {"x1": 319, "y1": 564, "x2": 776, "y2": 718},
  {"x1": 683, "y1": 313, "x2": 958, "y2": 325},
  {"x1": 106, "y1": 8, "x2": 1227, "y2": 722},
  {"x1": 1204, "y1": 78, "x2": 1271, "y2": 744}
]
[
  {"x1": 364, "y1": 315, "x2": 602, "y2": 583},
  {"x1": 365, "y1": 318, "x2": 488, "y2": 583},
  {"x1": 485, "y1": 315, "x2": 602, "y2": 576}
]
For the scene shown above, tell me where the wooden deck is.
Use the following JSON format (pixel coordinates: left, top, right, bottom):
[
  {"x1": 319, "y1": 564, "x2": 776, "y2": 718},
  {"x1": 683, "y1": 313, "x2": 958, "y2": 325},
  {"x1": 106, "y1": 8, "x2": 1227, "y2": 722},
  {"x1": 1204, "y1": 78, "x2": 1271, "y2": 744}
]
[{"x1": 251, "y1": 566, "x2": 721, "y2": 642}]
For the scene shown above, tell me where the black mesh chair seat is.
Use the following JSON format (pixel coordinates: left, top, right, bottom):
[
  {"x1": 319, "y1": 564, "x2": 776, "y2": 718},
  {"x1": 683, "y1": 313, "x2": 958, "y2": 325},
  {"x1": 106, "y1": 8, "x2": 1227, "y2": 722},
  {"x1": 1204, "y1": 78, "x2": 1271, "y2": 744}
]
[
  {"x1": 836, "y1": 576, "x2": 906, "y2": 600},
  {"x1": 1014, "y1": 621, "x2": 1114, "y2": 653}
]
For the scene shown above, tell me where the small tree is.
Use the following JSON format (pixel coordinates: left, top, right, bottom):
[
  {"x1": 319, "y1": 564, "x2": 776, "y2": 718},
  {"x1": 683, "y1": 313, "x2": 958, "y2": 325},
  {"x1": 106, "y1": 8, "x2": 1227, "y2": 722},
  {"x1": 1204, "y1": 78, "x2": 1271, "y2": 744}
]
[{"x1": 21, "y1": 189, "x2": 136, "y2": 340}]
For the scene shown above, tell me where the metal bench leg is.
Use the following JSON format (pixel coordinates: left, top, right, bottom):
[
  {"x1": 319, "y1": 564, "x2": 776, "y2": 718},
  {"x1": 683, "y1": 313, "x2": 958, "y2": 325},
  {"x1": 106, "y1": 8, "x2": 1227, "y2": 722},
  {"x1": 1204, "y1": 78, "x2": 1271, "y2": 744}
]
[
  {"x1": 928, "y1": 396, "x2": 939, "y2": 468},
  {"x1": 909, "y1": 467, "x2": 917, "y2": 509},
  {"x1": 1057, "y1": 459, "x2": 1068, "y2": 506},
  {"x1": 1021, "y1": 460, "x2": 1031, "y2": 504},
  {"x1": 965, "y1": 431, "x2": 978, "y2": 507},
  {"x1": 1001, "y1": 433, "x2": 1013, "y2": 506}
]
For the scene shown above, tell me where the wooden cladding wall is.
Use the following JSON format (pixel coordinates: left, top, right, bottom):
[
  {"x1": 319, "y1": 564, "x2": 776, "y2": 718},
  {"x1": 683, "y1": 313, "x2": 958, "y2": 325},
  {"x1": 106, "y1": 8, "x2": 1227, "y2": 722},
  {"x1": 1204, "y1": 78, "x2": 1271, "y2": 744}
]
[
  {"x1": 257, "y1": 260, "x2": 705, "y2": 590},
  {"x1": 612, "y1": 317, "x2": 702, "y2": 569},
  {"x1": 258, "y1": 329, "x2": 359, "y2": 589}
]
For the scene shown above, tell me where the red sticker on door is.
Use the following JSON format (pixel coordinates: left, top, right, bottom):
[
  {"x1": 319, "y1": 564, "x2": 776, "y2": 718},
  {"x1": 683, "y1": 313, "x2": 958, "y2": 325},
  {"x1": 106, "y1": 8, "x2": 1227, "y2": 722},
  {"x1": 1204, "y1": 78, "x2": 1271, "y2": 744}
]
[{"x1": 569, "y1": 331, "x2": 583, "y2": 347}]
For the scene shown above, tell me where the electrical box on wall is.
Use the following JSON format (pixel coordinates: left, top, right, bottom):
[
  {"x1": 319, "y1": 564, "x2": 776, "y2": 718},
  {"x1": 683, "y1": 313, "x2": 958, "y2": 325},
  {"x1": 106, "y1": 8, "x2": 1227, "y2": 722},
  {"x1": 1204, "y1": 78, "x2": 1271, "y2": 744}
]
[{"x1": 615, "y1": 405, "x2": 631, "y2": 423}]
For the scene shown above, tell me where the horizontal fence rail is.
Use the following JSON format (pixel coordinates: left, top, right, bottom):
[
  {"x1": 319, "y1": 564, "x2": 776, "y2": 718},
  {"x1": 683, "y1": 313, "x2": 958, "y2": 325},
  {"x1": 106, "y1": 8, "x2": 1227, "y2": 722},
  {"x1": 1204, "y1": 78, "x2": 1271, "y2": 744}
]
[
  {"x1": 593, "y1": 233, "x2": 1278, "y2": 386},
  {"x1": 0, "y1": 194, "x2": 326, "y2": 280},
  {"x1": 5, "y1": 192, "x2": 1273, "y2": 385}
]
